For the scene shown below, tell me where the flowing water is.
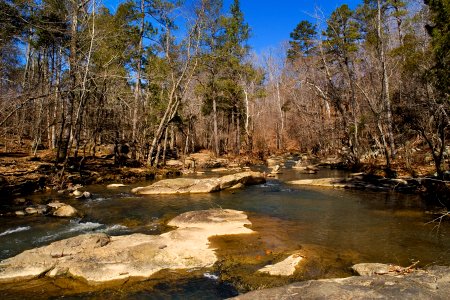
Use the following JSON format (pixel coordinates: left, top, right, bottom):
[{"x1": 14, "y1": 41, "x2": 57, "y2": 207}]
[{"x1": 1, "y1": 166, "x2": 449, "y2": 299}]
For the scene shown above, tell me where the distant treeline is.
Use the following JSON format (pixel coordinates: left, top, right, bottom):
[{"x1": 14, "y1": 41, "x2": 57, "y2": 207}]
[{"x1": 0, "y1": 0, "x2": 448, "y2": 177}]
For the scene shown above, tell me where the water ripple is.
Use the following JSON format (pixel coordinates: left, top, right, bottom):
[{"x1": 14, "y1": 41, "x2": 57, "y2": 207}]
[{"x1": 0, "y1": 226, "x2": 31, "y2": 237}]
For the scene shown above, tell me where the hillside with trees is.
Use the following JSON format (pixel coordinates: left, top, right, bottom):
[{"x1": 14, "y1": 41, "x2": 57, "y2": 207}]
[{"x1": 0, "y1": 0, "x2": 448, "y2": 183}]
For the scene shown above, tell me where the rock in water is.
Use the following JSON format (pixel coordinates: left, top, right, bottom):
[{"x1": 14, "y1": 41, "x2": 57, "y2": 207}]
[
  {"x1": 24, "y1": 207, "x2": 38, "y2": 215},
  {"x1": 132, "y1": 171, "x2": 265, "y2": 195},
  {"x1": 75, "y1": 191, "x2": 91, "y2": 199},
  {"x1": 165, "y1": 159, "x2": 183, "y2": 167},
  {"x1": 47, "y1": 201, "x2": 64, "y2": 209},
  {"x1": 0, "y1": 209, "x2": 254, "y2": 284},
  {"x1": 257, "y1": 253, "x2": 304, "y2": 276},
  {"x1": 106, "y1": 183, "x2": 127, "y2": 188},
  {"x1": 52, "y1": 204, "x2": 78, "y2": 217},
  {"x1": 271, "y1": 165, "x2": 282, "y2": 174},
  {"x1": 233, "y1": 265, "x2": 450, "y2": 299},
  {"x1": 72, "y1": 190, "x2": 83, "y2": 197}
]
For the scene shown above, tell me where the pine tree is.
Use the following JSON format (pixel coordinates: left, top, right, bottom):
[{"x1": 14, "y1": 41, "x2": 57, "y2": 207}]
[
  {"x1": 324, "y1": 4, "x2": 362, "y2": 164},
  {"x1": 287, "y1": 20, "x2": 317, "y2": 60},
  {"x1": 197, "y1": 0, "x2": 252, "y2": 155}
]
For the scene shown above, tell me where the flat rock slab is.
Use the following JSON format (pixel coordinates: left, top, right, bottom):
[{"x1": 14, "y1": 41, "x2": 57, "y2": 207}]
[
  {"x1": 234, "y1": 265, "x2": 450, "y2": 299},
  {"x1": 258, "y1": 253, "x2": 304, "y2": 276},
  {"x1": 106, "y1": 183, "x2": 128, "y2": 188},
  {"x1": 0, "y1": 209, "x2": 254, "y2": 284},
  {"x1": 132, "y1": 171, "x2": 265, "y2": 195},
  {"x1": 287, "y1": 176, "x2": 419, "y2": 192},
  {"x1": 288, "y1": 178, "x2": 348, "y2": 188}
]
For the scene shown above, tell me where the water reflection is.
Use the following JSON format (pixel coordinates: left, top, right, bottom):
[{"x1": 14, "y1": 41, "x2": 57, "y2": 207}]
[{"x1": 0, "y1": 167, "x2": 449, "y2": 298}]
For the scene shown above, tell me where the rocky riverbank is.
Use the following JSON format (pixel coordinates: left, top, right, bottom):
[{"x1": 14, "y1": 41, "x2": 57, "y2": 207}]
[
  {"x1": 0, "y1": 150, "x2": 261, "y2": 199},
  {"x1": 233, "y1": 263, "x2": 450, "y2": 299}
]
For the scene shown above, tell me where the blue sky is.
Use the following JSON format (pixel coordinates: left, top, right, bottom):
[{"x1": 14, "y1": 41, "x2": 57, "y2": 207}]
[{"x1": 103, "y1": 0, "x2": 362, "y2": 52}]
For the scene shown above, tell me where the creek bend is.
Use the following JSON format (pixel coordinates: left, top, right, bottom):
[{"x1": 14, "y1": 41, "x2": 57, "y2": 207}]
[{"x1": 1, "y1": 168, "x2": 449, "y2": 299}]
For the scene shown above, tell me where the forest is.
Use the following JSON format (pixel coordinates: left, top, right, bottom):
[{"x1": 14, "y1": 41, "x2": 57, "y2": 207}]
[
  {"x1": 0, "y1": 0, "x2": 449, "y2": 179},
  {"x1": 1, "y1": 1, "x2": 450, "y2": 298}
]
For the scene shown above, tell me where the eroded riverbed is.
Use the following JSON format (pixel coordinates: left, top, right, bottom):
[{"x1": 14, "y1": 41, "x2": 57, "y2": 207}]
[{"x1": 1, "y1": 168, "x2": 449, "y2": 299}]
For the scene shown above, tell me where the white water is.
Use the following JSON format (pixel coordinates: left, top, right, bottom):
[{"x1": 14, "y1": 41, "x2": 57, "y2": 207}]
[
  {"x1": 67, "y1": 221, "x2": 103, "y2": 232},
  {"x1": 35, "y1": 221, "x2": 128, "y2": 244},
  {"x1": 203, "y1": 272, "x2": 219, "y2": 280},
  {"x1": 0, "y1": 226, "x2": 31, "y2": 237}
]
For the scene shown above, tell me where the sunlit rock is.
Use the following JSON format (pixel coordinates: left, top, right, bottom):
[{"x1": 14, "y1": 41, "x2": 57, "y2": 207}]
[
  {"x1": 132, "y1": 171, "x2": 265, "y2": 195},
  {"x1": 106, "y1": 183, "x2": 128, "y2": 188},
  {"x1": 352, "y1": 263, "x2": 392, "y2": 276},
  {"x1": 234, "y1": 265, "x2": 450, "y2": 299},
  {"x1": 257, "y1": 253, "x2": 304, "y2": 276},
  {"x1": 0, "y1": 209, "x2": 254, "y2": 285},
  {"x1": 52, "y1": 204, "x2": 79, "y2": 218}
]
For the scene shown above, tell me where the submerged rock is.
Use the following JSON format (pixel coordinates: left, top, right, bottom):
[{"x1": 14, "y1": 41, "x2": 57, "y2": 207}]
[
  {"x1": 0, "y1": 209, "x2": 254, "y2": 285},
  {"x1": 132, "y1": 171, "x2": 265, "y2": 195}
]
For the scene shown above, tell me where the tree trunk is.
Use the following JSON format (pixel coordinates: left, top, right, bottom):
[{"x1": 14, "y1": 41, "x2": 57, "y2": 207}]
[
  {"x1": 132, "y1": 0, "x2": 145, "y2": 141},
  {"x1": 344, "y1": 58, "x2": 359, "y2": 164},
  {"x1": 276, "y1": 81, "x2": 283, "y2": 149},
  {"x1": 236, "y1": 111, "x2": 240, "y2": 155},
  {"x1": 213, "y1": 97, "x2": 219, "y2": 156},
  {"x1": 162, "y1": 126, "x2": 169, "y2": 165},
  {"x1": 59, "y1": 1, "x2": 79, "y2": 163},
  {"x1": 378, "y1": 0, "x2": 396, "y2": 162}
]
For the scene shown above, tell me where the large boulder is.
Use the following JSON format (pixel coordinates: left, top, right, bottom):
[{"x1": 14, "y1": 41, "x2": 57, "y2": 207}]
[
  {"x1": 0, "y1": 209, "x2": 254, "y2": 285},
  {"x1": 132, "y1": 171, "x2": 265, "y2": 195}
]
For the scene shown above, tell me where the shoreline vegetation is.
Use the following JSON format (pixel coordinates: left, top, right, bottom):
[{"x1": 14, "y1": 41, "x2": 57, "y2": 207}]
[
  {"x1": 0, "y1": 147, "x2": 449, "y2": 205},
  {"x1": 0, "y1": 0, "x2": 448, "y2": 200}
]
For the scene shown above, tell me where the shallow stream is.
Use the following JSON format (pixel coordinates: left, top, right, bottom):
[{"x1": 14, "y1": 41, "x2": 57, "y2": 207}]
[{"x1": 1, "y1": 167, "x2": 449, "y2": 299}]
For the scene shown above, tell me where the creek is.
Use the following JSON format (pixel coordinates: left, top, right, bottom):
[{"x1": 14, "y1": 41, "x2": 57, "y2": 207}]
[{"x1": 1, "y1": 166, "x2": 449, "y2": 299}]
